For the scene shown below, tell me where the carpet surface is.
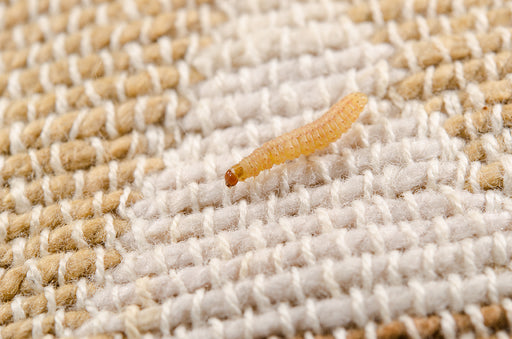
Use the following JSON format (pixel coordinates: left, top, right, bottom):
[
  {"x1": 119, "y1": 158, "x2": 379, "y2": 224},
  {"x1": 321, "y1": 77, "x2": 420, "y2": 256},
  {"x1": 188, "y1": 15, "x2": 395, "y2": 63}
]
[{"x1": 0, "y1": 0, "x2": 512, "y2": 338}]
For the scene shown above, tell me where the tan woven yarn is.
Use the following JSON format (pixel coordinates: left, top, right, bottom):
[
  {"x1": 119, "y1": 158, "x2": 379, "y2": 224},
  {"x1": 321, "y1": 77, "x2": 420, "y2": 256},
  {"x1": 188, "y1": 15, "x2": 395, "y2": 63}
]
[
  {"x1": 0, "y1": 0, "x2": 222, "y2": 337},
  {"x1": 2, "y1": 0, "x2": 512, "y2": 338}
]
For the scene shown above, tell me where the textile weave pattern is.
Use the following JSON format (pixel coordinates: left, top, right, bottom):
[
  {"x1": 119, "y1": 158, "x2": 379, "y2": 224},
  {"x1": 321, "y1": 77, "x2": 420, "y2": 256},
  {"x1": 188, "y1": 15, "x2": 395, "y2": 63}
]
[{"x1": 0, "y1": 0, "x2": 511, "y2": 338}]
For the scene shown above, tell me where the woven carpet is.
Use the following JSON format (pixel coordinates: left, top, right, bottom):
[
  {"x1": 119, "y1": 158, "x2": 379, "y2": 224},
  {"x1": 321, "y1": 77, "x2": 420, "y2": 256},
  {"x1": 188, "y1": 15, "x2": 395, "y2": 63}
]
[{"x1": 0, "y1": 0, "x2": 511, "y2": 338}]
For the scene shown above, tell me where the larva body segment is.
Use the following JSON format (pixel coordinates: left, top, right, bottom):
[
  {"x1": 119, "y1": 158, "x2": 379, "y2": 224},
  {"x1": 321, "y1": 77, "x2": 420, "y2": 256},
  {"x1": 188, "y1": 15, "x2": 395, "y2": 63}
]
[{"x1": 225, "y1": 92, "x2": 368, "y2": 186}]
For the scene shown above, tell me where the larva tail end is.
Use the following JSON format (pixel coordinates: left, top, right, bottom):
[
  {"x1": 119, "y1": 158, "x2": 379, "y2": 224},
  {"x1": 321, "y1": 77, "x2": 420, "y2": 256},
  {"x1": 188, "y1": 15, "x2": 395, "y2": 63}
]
[
  {"x1": 225, "y1": 169, "x2": 238, "y2": 187},
  {"x1": 357, "y1": 92, "x2": 368, "y2": 106},
  {"x1": 350, "y1": 92, "x2": 368, "y2": 111}
]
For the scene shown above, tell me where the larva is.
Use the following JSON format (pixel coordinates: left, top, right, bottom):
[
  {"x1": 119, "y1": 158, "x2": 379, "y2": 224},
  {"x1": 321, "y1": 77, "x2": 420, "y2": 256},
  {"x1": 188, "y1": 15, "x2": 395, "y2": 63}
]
[{"x1": 225, "y1": 92, "x2": 368, "y2": 186}]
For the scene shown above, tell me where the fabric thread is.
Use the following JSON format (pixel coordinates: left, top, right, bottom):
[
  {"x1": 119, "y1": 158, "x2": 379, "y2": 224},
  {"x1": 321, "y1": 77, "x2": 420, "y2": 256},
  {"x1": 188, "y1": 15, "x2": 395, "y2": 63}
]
[{"x1": 0, "y1": 0, "x2": 511, "y2": 338}]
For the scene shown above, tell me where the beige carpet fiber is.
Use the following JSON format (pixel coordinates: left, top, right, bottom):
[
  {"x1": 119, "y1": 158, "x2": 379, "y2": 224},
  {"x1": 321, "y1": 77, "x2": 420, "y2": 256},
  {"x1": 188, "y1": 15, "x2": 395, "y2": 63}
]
[{"x1": 0, "y1": 0, "x2": 511, "y2": 338}]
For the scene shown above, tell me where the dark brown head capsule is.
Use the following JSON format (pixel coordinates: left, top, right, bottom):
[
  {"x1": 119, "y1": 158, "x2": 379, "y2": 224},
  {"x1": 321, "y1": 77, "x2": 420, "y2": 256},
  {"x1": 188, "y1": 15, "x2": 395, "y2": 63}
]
[{"x1": 224, "y1": 169, "x2": 238, "y2": 187}]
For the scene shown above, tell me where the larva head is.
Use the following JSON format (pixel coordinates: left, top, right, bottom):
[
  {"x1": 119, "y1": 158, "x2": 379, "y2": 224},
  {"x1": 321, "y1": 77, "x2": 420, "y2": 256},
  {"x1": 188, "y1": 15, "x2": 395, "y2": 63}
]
[
  {"x1": 225, "y1": 169, "x2": 238, "y2": 187},
  {"x1": 225, "y1": 165, "x2": 244, "y2": 187}
]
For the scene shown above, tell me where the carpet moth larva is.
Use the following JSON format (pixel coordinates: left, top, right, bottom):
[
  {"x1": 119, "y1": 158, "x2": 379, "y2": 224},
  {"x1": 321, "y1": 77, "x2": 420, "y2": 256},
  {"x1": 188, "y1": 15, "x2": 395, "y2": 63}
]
[{"x1": 225, "y1": 92, "x2": 368, "y2": 187}]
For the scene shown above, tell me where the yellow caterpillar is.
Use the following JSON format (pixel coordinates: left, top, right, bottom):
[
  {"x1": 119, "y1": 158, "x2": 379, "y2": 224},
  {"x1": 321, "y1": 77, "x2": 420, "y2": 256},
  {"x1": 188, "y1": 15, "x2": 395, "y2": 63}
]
[{"x1": 225, "y1": 92, "x2": 368, "y2": 186}]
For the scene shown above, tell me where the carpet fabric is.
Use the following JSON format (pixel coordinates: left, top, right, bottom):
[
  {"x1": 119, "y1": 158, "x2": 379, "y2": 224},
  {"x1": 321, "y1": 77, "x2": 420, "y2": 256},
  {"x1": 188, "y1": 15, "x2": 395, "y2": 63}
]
[{"x1": 0, "y1": 0, "x2": 511, "y2": 338}]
